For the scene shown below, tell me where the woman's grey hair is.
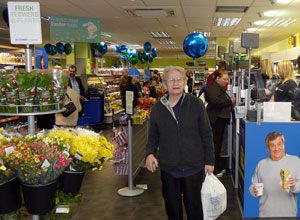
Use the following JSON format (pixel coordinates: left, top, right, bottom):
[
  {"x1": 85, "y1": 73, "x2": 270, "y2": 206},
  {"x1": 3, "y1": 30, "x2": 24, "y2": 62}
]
[
  {"x1": 265, "y1": 131, "x2": 285, "y2": 148},
  {"x1": 162, "y1": 66, "x2": 186, "y2": 81}
]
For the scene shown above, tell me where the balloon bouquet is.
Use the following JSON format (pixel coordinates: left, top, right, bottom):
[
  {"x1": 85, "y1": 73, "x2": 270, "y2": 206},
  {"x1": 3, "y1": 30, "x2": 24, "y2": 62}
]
[
  {"x1": 44, "y1": 43, "x2": 73, "y2": 56},
  {"x1": 114, "y1": 42, "x2": 157, "y2": 67}
]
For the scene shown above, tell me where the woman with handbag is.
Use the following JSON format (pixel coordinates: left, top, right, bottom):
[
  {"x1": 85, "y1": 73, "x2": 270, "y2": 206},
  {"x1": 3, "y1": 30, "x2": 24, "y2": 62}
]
[{"x1": 56, "y1": 86, "x2": 82, "y2": 127}]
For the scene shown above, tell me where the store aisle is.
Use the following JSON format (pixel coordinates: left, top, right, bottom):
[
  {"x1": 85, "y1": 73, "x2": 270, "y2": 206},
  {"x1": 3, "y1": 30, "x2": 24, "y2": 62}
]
[{"x1": 71, "y1": 162, "x2": 243, "y2": 220}]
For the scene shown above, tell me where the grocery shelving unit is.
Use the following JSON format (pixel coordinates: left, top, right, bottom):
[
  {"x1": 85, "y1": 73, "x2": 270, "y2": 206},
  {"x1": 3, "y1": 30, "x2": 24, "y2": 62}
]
[{"x1": 87, "y1": 69, "x2": 125, "y2": 124}]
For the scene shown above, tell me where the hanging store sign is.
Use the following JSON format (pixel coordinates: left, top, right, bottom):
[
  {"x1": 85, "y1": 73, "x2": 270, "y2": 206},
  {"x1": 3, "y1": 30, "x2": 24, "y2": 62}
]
[
  {"x1": 50, "y1": 16, "x2": 101, "y2": 43},
  {"x1": 7, "y1": 1, "x2": 42, "y2": 45}
]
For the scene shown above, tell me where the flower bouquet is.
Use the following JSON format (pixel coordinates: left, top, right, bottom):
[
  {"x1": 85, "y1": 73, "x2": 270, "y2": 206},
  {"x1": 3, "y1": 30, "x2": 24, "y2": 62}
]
[
  {"x1": 47, "y1": 128, "x2": 115, "y2": 172},
  {"x1": 15, "y1": 69, "x2": 37, "y2": 113},
  {"x1": 2, "y1": 133, "x2": 72, "y2": 185},
  {"x1": 36, "y1": 72, "x2": 53, "y2": 112},
  {"x1": 52, "y1": 69, "x2": 69, "y2": 110},
  {"x1": 0, "y1": 159, "x2": 13, "y2": 184},
  {"x1": 2, "y1": 69, "x2": 18, "y2": 113}
]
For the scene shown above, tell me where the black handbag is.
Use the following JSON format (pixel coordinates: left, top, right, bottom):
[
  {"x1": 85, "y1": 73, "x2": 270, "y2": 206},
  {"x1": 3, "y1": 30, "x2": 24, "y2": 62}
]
[{"x1": 62, "y1": 94, "x2": 76, "y2": 117}]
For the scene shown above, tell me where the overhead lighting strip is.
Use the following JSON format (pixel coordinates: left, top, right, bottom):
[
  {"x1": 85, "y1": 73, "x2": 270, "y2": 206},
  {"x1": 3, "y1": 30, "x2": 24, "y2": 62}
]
[
  {"x1": 264, "y1": 18, "x2": 297, "y2": 27},
  {"x1": 158, "y1": 40, "x2": 176, "y2": 45},
  {"x1": 149, "y1": 31, "x2": 171, "y2": 39},
  {"x1": 213, "y1": 17, "x2": 241, "y2": 26}
]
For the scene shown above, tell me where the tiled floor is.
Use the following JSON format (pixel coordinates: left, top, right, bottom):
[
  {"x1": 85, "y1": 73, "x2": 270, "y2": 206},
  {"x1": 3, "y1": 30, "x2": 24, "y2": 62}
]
[
  {"x1": 68, "y1": 126, "x2": 299, "y2": 220},
  {"x1": 71, "y1": 161, "x2": 241, "y2": 220}
]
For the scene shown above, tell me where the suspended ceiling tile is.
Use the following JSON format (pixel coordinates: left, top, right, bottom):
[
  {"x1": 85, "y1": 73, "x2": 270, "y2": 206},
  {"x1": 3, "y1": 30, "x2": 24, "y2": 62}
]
[
  {"x1": 217, "y1": 0, "x2": 254, "y2": 7},
  {"x1": 181, "y1": 0, "x2": 217, "y2": 7},
  {"x1": 182, "y1": 6, "x2": 215, "y2": 18}
]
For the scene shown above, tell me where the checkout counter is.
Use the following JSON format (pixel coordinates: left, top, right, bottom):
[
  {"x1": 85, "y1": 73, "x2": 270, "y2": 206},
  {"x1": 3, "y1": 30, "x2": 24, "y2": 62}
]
[{"x1": 229, "y1": 70, "x2": 300, "y2": 218}]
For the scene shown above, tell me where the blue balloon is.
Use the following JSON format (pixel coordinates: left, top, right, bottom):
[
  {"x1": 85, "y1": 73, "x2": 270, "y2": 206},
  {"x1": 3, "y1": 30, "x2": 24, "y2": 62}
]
[
  {"x1": 183, "y1": 33, "x2": 208, "y2": 59},
  {"x1": 56, "y1": 42, "x2": 64, "y2": 54},
  {"x1": 44, "y1": 44, "x2": 54, "y2": 55},
  {"x1": 120, "y1": 45, "x2": 128, "y2": 53},
  {"x1": 128, "y1": 49, "x2": 136, "y2": 56},
  {"x1": 151, "y1": 48, "x2": 157, "y2": 58},
  {"x1": 114, "y1": 45, "x2": 121, "y2": 54},
  {"x1": 144, "y1": 42, "x2": 152, "y2": 52},
  {"x1": 2, "y1": 8, "x2": 9, "y2": 27},
  {"x1": 98, "y1": 42, "x2": 107, "y2": 55}
]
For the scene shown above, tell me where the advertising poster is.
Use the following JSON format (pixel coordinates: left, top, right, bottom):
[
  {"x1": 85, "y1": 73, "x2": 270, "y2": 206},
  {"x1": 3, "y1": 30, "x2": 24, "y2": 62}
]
[
  {"x1": 128, "y1": 68, "x2": 140, "y2": 81},
  {"x1": 244, "y1": 122, "x2": 300, "y2": 217},
  {"x1": 50, "y1": 15, "x2": 101, "y2": 43},
  {"x1": 35, "y1": 47, "x2": 48, "y2": 69}
]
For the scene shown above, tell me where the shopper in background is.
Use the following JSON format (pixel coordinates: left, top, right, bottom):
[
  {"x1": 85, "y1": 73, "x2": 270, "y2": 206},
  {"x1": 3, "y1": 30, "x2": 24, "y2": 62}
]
[
  {"x1": 205, "y1": 70, "x2": 235, "y2": 178},
  {"x1": 260, "y1": 59, "x2": 279, "y2": 99},
  {"x1": 132, "y1": 76, "x2": 142, "y2": 92},
  {"x1": 121, "y1": 76, "x2": 142, "y2": 108},
  {"x1": 149, "y1": 78, "x2": 158, "y2": 98},
  {"x1": 186, "y1": 70, "x2": 193, "y2": 93},
  {"x1": 68, "y1": 65, "x2": 86, "y2": 100},
  {"x1": 249, "y1": 132, "x2": 300, "y2": 217},
  {"x1": 270, "y1": 60, "x2": 297, "y2": 102},
  {"x1": 56, "y1": 86, "x2": 82, "y2": 127},
  {"x1": 146, "y1": 65, "x2": 214, "y2": 220},
  {"x1": 155, "y1": 74, "x2": 163, "y2": 90},
  {"x1": 119, "y1": 69, "x2": 129, "y2": 107},
  {"x1": 143, "y1": 81, "x2": 150, "y2": 98},
  {"x1": 206, "y1": 61, "x2": 227, "y2": 87}
]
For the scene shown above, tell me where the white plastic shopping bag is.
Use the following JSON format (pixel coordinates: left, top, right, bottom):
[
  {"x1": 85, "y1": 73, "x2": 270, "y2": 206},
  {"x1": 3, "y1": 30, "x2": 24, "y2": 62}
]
[{"x1": 201, "y1": 174, "x2": 227, "y2": 220}]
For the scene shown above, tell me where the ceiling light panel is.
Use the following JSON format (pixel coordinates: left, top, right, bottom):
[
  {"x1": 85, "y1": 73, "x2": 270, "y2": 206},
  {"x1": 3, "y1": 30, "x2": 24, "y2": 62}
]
[
  {"x1": 264, "y1": 18, "x2": 297, "y2": 27},
  {"x1": 149, "y1": 31, "x2": 171, "y2": 39},
  {"x1": 216, "y1": 6, "x2": 248, "y2": 13},
  {"x1": 276, "y1": 0, "x2": 292, "y2": 3},
  {"x1": 263, "y1": 10, "x2": 278, "y2": 17},
  {"x1": 166, "y1": 46, "x2": 179, "y2": 49},
  {"x1": 213, "y1": 18, "x2": 241, "y2": 26},
  {"x1": 158, "y1": 40, "x2": 176, "y2": 45}
]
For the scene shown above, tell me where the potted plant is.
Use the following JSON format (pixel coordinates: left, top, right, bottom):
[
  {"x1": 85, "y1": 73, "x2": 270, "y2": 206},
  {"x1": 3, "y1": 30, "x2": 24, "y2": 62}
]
[
  {"x1": 0, "y1": 159, "x2": 21, "y2": 215},
  {"x1": 47, "y1": 128, "x2": 115, "y2": 195},
  {"x1": 2, "y1": 134, "x2": 72, "y2": 215}
]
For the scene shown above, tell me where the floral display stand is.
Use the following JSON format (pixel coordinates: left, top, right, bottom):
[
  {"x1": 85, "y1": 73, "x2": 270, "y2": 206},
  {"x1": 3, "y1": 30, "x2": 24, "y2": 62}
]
[{"x1": 0, "y1": 109, "x2": 65, "y2": 220}]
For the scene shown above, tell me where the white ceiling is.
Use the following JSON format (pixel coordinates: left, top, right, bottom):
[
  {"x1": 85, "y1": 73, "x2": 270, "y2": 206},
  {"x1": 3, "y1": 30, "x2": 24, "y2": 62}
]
[{"x1": 0, "y1": 0, "x2": 299, "y2": 58}]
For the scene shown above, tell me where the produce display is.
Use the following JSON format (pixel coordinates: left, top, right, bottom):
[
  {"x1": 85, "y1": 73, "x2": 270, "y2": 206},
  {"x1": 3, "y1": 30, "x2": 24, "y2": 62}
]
[{"x1": 0, "y1": 68, "x2": 69, "y2": 113}]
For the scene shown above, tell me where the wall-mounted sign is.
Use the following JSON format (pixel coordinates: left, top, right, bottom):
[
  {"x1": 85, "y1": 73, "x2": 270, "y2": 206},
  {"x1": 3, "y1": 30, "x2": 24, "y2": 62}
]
[
  {"x1": 50, "y1": 16, "x2": 101, "y2": 43},
  {"x1": 8, "y1": 1, "x2": 42, "y2": 45}
]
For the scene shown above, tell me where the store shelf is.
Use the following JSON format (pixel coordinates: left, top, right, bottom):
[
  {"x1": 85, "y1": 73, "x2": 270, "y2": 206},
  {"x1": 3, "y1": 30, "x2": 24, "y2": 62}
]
[
  {"x1": 107, "y1": 91, "x2": 120, "y2": 95},
  {"x1": 104, "y1": 108, "x2": 124, "y2": 117},
  {"x1": 0, "y1": 116, "x2": 19, "y2": 124}
]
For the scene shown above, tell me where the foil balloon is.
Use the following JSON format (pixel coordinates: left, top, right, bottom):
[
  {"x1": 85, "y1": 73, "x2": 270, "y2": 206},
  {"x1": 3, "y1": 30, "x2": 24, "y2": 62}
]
[
  {"x1": 144, "y1": 42, "x2": 152, "y2": 52},
  {"x1": 138, "y1": 52, "x2": 143, "y2": 60},
  {"x1": 151, "y1": 48, "x2": 157, "y2": 58},
  {"x1": 91, "y1": 43, "x2": 100, "y2": 50},
  {"x1": 129, "y1": 55, "x2": 138, "y2": 65},
  {"x1": 120, "y1": 45, "x2": 128, "y2": 53},
  {"x1": 51, "y1": 45, "x2": 57, "y2": 56},
  {"x1": 44, "y1": 44, "x2": 54, "y2": 55},
  {"x1": 149, "y1": 56, "x2": 154, "y2": 63},
  {"x1": 183, "y1": 33, "x2": 208, "y2": 59},
  {"x1": 64, "y1": 43, "x2": 72, "y2": 55},
  {"x1": 56, "y1": 42, "x2": 65, "y2": 54},
  {"x1": 114, "y1": 45, "x2": 121, "y2": 54},
  {"x1": 98, "y1": 42, "x2": 107, "y2": 55}
]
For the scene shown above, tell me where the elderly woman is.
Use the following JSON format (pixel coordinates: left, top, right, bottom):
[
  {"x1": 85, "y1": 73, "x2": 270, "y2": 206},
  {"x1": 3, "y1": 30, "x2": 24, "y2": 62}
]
[
  {"x1": 270, "y1": 60, "x2": 297, "y2": 102},
  {"x1": 205, "y1": 70, "x2": 235, "y2": 177}
]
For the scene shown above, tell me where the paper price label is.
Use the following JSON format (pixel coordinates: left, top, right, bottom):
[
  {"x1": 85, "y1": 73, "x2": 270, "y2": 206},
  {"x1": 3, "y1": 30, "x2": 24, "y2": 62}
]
[
  {"x1": 56, "y1": 206, "x2": 70, "y2": 214},
  {"x1": 62, "y1": 150, "x2": 70, "y2": 159},
  {"x1": 5, "y1": 146, "x2": 14, "y2": 155},
  {"x1": 41, "y1": 159, "x2": 50, "y2": 171},
  {"x1": 66, "y1": 144, "x2": 70, "y2": 151},
  {"x1": 75, "y1": 151, "x2": 82, "y2": 161}
]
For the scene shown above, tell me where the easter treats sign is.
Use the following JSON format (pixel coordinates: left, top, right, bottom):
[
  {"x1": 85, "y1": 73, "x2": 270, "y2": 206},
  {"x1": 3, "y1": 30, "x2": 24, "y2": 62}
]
[
  {"x1": 7, "y1": 1, "x2": 42, "y2": 44},
  {"x1": 50, "y1": 16, "x2": 101, "y2": 43}
]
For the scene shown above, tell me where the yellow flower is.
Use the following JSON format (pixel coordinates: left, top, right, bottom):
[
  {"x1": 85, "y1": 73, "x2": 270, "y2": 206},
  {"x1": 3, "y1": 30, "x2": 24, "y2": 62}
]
[{"x1": 0, "y1": 165, "x2": 6, "y2": 171}]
